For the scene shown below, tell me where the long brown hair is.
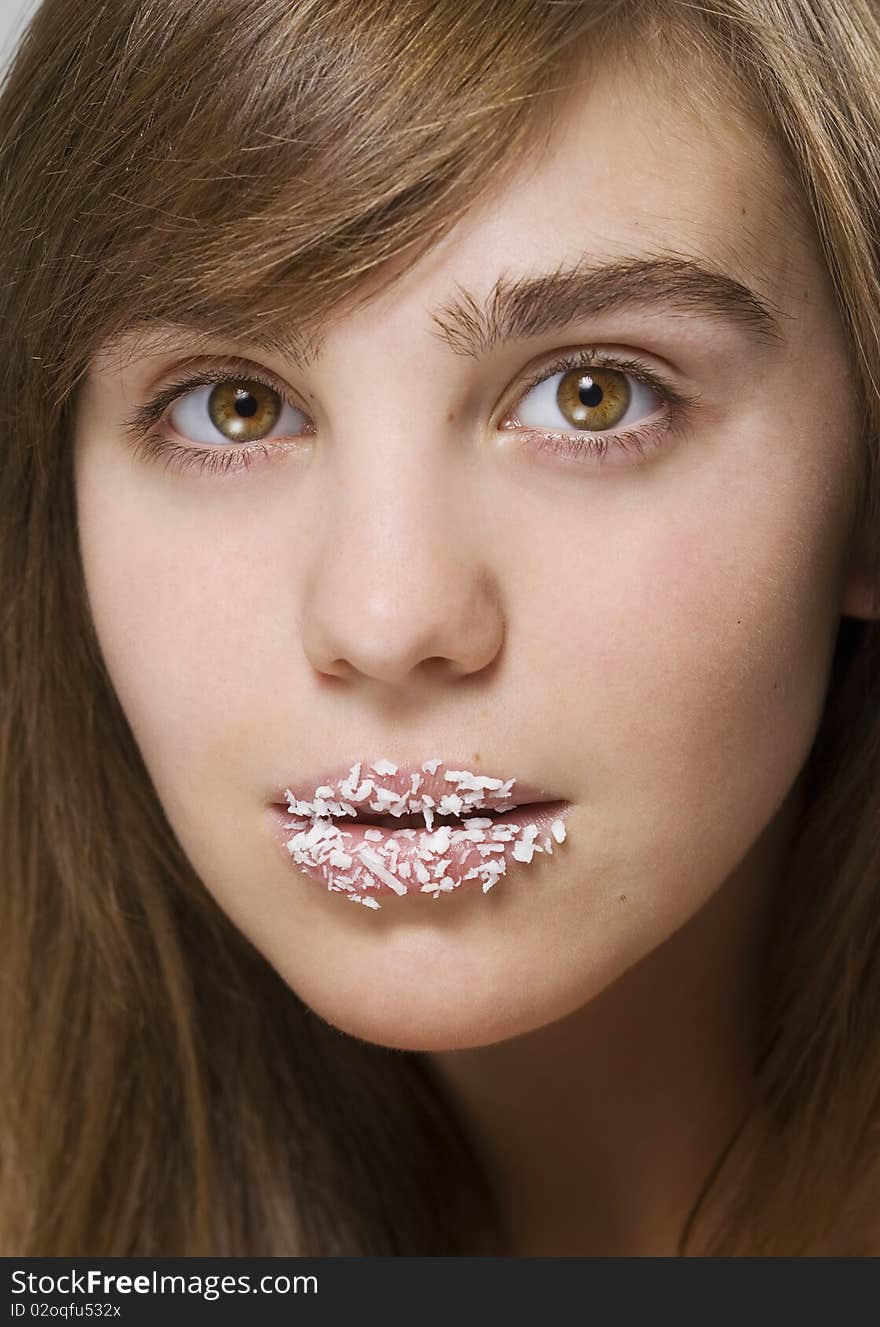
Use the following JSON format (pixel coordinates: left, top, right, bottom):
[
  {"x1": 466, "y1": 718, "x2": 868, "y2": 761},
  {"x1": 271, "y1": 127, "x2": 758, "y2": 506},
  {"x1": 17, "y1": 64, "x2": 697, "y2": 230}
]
[{"x1": 1, "y1": 0, "x2": 878, "y2": 1255}]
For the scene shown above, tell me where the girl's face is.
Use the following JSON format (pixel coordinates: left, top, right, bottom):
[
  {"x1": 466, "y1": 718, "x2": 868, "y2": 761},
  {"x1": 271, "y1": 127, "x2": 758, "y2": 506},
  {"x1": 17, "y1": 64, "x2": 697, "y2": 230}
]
[{"x1": 74, "y1": 53, "x2": 873, "y2": 1051}]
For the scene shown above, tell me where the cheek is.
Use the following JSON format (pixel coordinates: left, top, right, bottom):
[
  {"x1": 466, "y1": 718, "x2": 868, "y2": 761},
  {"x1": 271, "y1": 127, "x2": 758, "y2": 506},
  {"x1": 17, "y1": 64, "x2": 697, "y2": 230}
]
[
  {"x1": 73, "y1": 444, "x2": 287, "y2": 845},
  {"x1": 542, "y1": 443, "x2": 849, "y2": 912}
]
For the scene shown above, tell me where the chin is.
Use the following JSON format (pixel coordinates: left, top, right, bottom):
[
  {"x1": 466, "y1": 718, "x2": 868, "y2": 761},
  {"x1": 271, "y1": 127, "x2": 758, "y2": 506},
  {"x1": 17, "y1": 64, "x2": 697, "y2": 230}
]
[
  {"x1": 280, "y1": 965, "x2": 595, "y2": 1053},
  {"x1": 304, "y1": 1001, "x2": 524, "y2": 1053}
]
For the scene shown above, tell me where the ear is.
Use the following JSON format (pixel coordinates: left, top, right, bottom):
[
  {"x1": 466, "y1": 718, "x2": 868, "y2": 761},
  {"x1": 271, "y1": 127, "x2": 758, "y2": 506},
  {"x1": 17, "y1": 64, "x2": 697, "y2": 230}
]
[{"x1": 839, "y1": 532, "x2": 880, "y2": 620}]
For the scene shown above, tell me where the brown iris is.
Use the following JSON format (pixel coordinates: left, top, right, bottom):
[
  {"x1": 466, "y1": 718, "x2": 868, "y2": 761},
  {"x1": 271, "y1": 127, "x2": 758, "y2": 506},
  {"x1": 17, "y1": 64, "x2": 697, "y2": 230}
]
[
  {"x1": 555, "y1": 366, "x2": 630, "y2": 430},
  {"x1": 207, "y1": 380, "x2": 281, "y2": 442}
]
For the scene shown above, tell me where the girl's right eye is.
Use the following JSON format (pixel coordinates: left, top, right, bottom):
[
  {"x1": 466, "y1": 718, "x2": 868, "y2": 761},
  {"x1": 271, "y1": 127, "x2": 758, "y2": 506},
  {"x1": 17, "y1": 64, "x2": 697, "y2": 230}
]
[{"x1": 168, "y1": 378, "x2": 310, "y2": 445}]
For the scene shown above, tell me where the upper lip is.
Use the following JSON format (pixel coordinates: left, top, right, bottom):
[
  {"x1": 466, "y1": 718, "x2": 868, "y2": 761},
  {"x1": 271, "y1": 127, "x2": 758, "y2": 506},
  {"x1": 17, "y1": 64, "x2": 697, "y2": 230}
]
[{"x1": 269, "y1": 758, "x2": 562, "y2": 817}]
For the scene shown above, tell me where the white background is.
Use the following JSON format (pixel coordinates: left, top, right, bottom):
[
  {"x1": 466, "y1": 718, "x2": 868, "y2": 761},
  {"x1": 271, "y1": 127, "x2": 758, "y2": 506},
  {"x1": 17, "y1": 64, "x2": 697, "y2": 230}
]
[{"x1": 0, "y1": 0, "x2": 39, "y2": 75}]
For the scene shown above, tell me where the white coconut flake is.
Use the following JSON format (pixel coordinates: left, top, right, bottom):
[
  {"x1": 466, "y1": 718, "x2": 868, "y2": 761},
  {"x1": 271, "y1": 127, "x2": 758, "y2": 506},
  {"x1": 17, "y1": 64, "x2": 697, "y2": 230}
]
[
  {"x1": 369, "y1": 785, "x2": 401, "y2": 810},
  {"x1": 364, "y1": 828, "x2": 384, "y2": 841},
  {"x1": 359, "y1": 847, "x2": 408, "y2": 895},
  {"x1": 327, "y1": 849, "x2": 353, "y2": 868},
  {"x1": 437, "y1": 793, "x2": 464, "y2": 816},
  {"x1": 421, "y1": 825, "x2": 453, "y2": 854},
  {"x1": 371, "y1": 758, "x2": 398, "y2": 775},
  {"x1": 421, "y1": 758, "x2": 442, "y2": 774},
  {"x1": 445, "y1": 771, "x2": 509, "y2": 794},
  {"x1": 304, "y1": 820, "x2": 332, "y2": 846},
  {"x1": 512, "y1": 840, "x2": 535, "y2": 863},
  {"x1": 348, "y1": 892, "x2": 381, "y2": 909},
  {"x1": 551, "y1": 818, "x2": 566, "y2": 843}
]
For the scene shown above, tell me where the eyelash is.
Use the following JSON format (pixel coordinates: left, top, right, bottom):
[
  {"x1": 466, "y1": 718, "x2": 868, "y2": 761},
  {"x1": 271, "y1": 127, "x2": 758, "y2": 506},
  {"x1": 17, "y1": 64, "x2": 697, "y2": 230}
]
[{"x1": 121, "y1": 350, "x2": 698, "y2": 477}]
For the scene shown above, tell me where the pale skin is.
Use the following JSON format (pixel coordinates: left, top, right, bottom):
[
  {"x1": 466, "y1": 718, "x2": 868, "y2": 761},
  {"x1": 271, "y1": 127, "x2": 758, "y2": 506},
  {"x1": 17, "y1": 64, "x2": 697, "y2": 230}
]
[{"x1": 73, "y1": 50, "x2": 879, "y2": 1255}]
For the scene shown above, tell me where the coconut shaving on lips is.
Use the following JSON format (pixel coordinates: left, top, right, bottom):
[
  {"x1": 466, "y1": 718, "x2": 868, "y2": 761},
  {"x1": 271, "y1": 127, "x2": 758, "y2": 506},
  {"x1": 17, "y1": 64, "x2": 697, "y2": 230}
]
[{"x1": 277, "y1": 758, "x2": 569, "y2": 909}]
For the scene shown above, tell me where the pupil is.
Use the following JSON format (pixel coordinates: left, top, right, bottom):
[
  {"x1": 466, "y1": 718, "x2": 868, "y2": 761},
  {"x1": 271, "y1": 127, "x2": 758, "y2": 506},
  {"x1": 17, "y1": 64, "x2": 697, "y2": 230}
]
[
  {"x1": 578, "y1": 377, "x2": 603, "y2": 407},
  {"x1": 234, "y1": 389, "x2": 258, "y2": 418}
]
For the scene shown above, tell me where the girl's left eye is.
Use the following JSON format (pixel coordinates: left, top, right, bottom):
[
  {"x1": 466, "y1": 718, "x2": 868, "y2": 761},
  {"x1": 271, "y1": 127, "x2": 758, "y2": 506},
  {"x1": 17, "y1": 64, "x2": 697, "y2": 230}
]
[
  {"x1": 167, "y1": 377, "x2": 309, "y2": 446},
  {"x1": 509, "y1": 360, "x2": 661, "y2": 436},
  {"x1": 496, "y1": 349, "x2": 694, "y2": 467}
]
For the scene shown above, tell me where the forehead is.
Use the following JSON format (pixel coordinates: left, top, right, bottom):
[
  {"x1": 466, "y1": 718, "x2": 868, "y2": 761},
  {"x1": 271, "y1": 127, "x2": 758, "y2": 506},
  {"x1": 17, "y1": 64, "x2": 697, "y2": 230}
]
[{"x1": 384, "y1": 46, "x2": 816, "y2": 330}]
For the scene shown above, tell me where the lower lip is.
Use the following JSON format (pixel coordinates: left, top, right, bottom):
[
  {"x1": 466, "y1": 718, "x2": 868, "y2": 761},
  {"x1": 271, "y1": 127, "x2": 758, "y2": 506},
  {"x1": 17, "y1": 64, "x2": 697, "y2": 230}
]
[{"x1": 267, "y1": 801, "x2": 570, "y2": 908}]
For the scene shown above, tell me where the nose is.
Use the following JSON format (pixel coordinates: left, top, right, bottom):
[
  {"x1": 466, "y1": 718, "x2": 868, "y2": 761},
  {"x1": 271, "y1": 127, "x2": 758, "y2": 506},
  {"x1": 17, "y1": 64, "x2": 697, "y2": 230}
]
[{"x1": 298, "y1": 436, "x2": 505, "y2": 690}]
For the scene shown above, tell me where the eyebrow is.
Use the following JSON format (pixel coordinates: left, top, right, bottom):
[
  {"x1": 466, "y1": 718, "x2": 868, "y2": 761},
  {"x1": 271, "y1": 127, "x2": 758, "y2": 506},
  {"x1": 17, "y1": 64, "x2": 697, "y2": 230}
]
[
  {"x1": 108, "y1": 252, "x2": 784, "y2": 374},
  {"x1": 428, "y1": 254, "x2": 784, "y2": 358}
]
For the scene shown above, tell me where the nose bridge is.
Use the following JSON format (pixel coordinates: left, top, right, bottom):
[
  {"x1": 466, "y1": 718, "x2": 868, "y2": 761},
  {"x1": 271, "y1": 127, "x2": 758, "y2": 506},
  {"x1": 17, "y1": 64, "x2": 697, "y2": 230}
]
[
  {"x1": 323, "y1": 335, "x2": 460, "y2": 545},
  {"x1": 298, "y1": 372, "x2": 504, "y2": 687},
  {"x1": 333, "y1": 326, "x2": 450, "y2": 447}
]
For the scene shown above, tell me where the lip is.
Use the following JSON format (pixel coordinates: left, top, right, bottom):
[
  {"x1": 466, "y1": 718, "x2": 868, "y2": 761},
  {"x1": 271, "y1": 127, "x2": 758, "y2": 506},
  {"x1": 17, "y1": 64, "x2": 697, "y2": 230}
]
[
  {"x1": 266, "y1": 758, "x2": 570, "y2": 909},
  {"x1": 269, "y1": 757, "x2": 561, "y2": 819}
]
